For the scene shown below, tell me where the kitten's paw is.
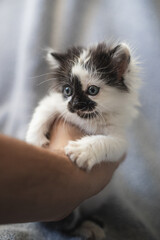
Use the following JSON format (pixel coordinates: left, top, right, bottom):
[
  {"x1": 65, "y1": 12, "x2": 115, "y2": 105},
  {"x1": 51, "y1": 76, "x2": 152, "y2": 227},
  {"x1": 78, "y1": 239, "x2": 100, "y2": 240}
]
[
  {"x1": 41, "y1": 137, "x2": 50, "y2": 148},
  {"x1": 73, "y1": 220, "x2": 106, "y2": 240},
  {"x1": 26, "y1": 133, "x2": 49, "y2": 147},
  {"x1": 65, "y1": 139, "x2": 99, "y2": 171}
]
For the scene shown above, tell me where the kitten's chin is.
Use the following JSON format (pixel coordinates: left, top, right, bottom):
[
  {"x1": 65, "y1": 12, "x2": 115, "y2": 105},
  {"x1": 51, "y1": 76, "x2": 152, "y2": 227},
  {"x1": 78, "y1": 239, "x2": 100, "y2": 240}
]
[{"x1": 77, "y1": 110, "x2": 98, "y2": 119}]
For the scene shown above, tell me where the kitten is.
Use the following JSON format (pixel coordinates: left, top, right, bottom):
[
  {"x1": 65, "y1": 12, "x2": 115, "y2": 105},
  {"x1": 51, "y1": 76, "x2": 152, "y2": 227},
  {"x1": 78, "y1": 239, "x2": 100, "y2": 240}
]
[
  {"x1": 26, "y1": 42, "x2": 140, "y2": 171},
  {"x1": 26, "y1": 42, "x2": 141, "y2": 239}
]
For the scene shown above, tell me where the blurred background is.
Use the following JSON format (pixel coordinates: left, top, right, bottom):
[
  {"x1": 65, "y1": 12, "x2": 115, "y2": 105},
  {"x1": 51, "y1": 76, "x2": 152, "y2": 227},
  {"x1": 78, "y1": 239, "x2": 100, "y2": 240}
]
[{"x1": 0, "y1": 0, "x2": 160, "y2": 240}]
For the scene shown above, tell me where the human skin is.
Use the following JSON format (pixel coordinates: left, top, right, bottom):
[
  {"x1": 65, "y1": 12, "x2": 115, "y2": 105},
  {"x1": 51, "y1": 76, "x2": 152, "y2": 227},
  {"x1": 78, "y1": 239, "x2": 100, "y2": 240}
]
[{"x1": 0, "y1": 120, "x2": 124, "y2": 224}]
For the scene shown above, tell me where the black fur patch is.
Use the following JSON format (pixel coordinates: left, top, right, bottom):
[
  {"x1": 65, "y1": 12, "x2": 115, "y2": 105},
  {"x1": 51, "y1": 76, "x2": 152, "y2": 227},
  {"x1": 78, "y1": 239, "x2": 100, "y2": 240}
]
[
  {"x1": 67, "y1": 75, "x2": 97, "y2": 114},
  {"x1": 50, "y1": 46, "x2": 84, "y2": 92},
  {"x1": 85, "y1": 42, "x2": 129, "y2": 91},
  {"x1": 49, "y1": 43, "x2": 130, "y2": 93}
]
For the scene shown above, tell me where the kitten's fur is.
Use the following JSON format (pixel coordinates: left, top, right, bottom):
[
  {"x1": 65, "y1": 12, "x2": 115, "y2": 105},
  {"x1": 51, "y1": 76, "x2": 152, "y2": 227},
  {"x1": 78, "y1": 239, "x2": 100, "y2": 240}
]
[
  {"x1": 26, "y1": 42, "x2": 140, "y2": 171},
  {"x1": 26, "y1": 42, "x2": 140, "y2": 239}
]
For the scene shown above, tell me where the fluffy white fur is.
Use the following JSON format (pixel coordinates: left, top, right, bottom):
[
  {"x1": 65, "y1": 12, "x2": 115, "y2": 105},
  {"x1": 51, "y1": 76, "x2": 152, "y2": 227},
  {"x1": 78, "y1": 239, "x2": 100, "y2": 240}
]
[{"x1": 26, "y1": 43, "x2": 140, "y2": 171}]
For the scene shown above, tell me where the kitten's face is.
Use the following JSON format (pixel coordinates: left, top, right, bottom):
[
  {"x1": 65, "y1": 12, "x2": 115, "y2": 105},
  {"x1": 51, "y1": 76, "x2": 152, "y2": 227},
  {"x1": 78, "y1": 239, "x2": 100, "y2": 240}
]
[
  {"x1": 48, "y1": 43, "x2": 132, "y2": 120},
  {"x1": 62, "y1": 74, "x2": 98, "y2": 119}
]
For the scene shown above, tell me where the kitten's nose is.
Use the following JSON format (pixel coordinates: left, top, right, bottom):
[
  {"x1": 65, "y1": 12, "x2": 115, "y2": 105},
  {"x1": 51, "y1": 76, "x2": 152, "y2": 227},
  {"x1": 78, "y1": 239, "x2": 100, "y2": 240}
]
[
  {"x1": 68, "y1": 98, "x2": 88, "y2": 111},
  {"x1": 73, "y1": 100, "x2": 87, "y2": 110}
]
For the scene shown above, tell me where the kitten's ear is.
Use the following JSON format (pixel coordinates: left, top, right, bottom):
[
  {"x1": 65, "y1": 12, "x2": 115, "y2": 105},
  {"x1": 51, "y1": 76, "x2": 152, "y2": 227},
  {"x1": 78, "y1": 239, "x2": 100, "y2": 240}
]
[
  {"x1": 47, "y1": 50, "x2": 66, "y2": 68},
  {"x1": 110, "y1": 43, "x2": 131, "y2": 80}
]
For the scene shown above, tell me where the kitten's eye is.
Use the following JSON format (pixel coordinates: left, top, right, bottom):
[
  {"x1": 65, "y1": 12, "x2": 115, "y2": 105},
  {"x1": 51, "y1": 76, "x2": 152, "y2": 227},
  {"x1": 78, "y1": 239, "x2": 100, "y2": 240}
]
[
  {"x1": 87, "y1": 85, "x2": 99, "y2": 96},
  {"x1": 63, "y1": 85, "x2": 73, "y2": 97}
]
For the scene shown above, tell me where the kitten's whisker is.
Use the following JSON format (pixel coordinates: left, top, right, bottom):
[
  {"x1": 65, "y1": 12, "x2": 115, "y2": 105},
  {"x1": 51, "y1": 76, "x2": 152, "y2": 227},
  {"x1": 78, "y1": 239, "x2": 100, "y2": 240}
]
[
  {"x1": 63, "y1": 112, "x2": 70, "y2": 131},
  {"x1": 89, "y1": 111, "x2": 94, "y2": 131},
  {"x1": 99, "y1": 111, "x2": 106, "y2": 125},
  {"x1": 97, "y1": 103, "x2": 107, "y2": 111},
  {"x1": 56, "y1": 109, "x2": 69, "y2": 131},
  {"x1": 29, "y1": 72, "x2": 55, "y2": 79},
  {"x1": 36, "y1": 78, "x2": 55, "y2": 86},
  {"x1": 95, "y1": 107, "x2": 106, "y2": 125},
  {"x1": 84, "y1": 112, "x2": 87, "y2": 119}
]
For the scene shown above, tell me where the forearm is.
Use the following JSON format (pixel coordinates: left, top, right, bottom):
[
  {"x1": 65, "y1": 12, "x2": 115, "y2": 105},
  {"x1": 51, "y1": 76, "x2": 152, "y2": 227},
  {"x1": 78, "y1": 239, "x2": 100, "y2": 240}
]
[
  {"x1": 0, "y1": 120, "x2": 123, "y2": 224},
  {"x1": 0, "y1": 134, "x2": 88, "y2": 223}
]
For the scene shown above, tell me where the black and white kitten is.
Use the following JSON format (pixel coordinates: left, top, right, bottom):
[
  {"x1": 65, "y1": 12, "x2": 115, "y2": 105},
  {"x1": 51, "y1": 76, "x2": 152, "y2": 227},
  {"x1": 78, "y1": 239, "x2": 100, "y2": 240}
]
[
  {"x1": 26, "y1": 42, "x2": 140, "y2": 171},
  {"x1": 26, "y1": 42, "x2": 140, "y2": 239}
]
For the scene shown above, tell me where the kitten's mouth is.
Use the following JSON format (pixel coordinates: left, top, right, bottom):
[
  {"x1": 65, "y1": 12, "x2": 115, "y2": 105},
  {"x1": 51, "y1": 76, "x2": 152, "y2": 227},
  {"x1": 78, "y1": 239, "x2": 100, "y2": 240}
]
[{"x1": 77, "y1": 110, "x2": 98, "y2": 119}]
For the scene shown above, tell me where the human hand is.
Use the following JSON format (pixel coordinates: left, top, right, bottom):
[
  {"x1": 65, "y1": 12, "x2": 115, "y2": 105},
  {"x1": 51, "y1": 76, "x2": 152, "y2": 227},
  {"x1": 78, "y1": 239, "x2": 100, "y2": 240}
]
[{"x1": 48, "y1": 119, "x2": 125, "y2": 198}]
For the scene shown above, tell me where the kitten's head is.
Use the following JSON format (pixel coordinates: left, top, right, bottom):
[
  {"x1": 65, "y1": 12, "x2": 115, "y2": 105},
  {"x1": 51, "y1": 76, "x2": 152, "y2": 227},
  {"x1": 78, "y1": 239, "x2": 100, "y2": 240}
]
[{"x1": 47, "y1": 42, "x2": 140, "y2": 121}]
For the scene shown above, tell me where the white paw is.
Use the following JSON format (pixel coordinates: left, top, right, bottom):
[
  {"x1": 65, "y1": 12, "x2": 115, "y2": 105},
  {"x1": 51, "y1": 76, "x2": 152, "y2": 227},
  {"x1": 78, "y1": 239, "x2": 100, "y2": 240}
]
[
  {"x1": 26, "y1": 132, "x2": 49, "y2": 147},
  {"x1": 73, "y1": 220, "x2": 105, "y2": 240},
  {"x1": 40, "y1": 135, "x2": 50, "y2": 148},
  {"x1": 65, "y1": 138, "x2": 99, "y2": 171}
]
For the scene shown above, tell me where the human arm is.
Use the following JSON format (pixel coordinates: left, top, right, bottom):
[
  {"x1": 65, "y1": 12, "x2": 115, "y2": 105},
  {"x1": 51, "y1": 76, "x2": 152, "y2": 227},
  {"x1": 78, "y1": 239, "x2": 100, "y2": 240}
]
[{"x1": 0, "y1": 120, "x2": 124, "y2": 224}]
